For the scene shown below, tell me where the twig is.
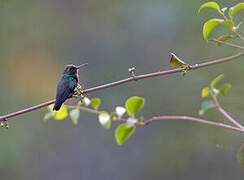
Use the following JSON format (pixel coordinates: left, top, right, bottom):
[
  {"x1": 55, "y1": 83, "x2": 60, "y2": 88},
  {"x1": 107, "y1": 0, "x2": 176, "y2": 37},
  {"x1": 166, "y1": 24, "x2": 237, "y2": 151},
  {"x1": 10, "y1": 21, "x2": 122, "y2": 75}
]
[
  {"x1": 0, "y1": 100, "x2": 56, "y2": 121},
  {"x1": 210, "y1": 39, "x2": 244, "y2": 50},
  {"x1": 83, "y1": 52, "x2": 244, "y2": 94},
  {"x1": 212, "y1": 95, "x2": 243, "y2": 129},
  {"x1": 0, "y1": 52, "x2": 244, "y2": 121},
  {"x1": 65, "y1": 105, "x2": 98, "y2": 114},
  {"x1": 235, "y1": 32, "x2": 244, "y2": 42},
  {"x1": 143, "y1": 115, "x2": 244, "y2": 133}
]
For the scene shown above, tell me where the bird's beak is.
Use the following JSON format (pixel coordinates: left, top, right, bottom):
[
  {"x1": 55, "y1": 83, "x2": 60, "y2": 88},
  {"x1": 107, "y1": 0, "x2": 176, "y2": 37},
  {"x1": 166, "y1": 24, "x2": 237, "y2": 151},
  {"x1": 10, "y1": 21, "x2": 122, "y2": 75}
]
[{"x1": 76, "y1": 63, "x2": 88, "y2": 69}]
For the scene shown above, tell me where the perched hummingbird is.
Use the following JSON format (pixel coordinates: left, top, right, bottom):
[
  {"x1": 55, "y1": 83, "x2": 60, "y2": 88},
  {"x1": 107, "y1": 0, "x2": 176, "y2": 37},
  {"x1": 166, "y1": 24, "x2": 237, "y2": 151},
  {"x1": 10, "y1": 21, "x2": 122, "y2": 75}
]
[{"x1": 53, "y1": 63, "x2": 88, "y2": 111}]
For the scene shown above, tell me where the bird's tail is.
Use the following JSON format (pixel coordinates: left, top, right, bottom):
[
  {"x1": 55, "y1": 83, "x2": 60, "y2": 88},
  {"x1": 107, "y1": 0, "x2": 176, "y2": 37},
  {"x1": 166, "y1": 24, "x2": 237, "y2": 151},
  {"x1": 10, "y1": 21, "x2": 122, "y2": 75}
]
[{"x1": 53, "y1": 102, "x2": 62, "y2": 111}]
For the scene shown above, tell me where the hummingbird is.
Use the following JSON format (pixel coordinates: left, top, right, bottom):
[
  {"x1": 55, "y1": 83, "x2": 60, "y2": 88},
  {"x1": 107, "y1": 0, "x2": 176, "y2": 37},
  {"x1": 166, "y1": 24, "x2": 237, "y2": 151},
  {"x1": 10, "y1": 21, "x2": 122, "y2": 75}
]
[{"x1": 53, "y1": 63, "x2": 88, "y2": 111}]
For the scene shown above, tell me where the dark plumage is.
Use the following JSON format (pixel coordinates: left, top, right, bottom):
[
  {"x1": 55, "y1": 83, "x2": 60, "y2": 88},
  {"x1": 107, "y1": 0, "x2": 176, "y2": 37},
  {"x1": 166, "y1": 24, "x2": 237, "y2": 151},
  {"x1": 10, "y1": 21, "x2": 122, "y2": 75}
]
[{"x1": 53, "y1": 64, "x2": 87, "y2": 111}]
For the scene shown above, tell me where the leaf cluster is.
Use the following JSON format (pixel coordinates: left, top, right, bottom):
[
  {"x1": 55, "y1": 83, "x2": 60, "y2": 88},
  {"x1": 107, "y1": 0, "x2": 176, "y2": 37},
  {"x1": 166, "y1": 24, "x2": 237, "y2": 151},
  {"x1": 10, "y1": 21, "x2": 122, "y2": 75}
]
[
  {"x1": 199, "y1": 74, "x2": 231, "y2": 115},
  {"x1": 199, "y1": 2, "x2": 244, "y2": 41},
  {"x1": 43, "y1": 96, "x2": 145, "y2": 146}
]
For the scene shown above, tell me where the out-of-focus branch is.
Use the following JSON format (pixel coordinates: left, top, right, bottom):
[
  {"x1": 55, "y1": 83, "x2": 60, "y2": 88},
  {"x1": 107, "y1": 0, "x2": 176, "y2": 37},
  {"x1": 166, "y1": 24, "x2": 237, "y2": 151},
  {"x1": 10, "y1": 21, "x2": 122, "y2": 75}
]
[
  {"x1": 1, "y1": 52, "x2": 244, "y2": 122},
  {"x1": 142, "y1": 115, "x2": 244, "y2": 133},
  {"x1": 235, "y1": 32, "x2": 244, "y2": 42},
  {"x1": 212, "y1": 95, "x2": 244, "y2": 129},
  {"x1": 210, "y1": 39, "x2": 244, "y2": 50}
]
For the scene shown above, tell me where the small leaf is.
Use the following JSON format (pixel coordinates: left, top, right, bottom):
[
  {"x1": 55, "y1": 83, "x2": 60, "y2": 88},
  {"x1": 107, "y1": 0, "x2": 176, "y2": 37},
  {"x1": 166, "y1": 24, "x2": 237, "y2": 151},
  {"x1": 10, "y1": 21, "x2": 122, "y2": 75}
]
[
  {"x1": 125, "y1": 96, "x2": 145, "y2": 117},
  {"x1": 219, "y1": 83, "x2": 231, "y2": 95},
  {"x1": 115, "y1": 106, "x2": 126, "y2": 118},
  {"x1": 70, "y1": 109, "x2": 80, "y2": 125},
  {"x1": 229, "y1": 3, "x2": 244, "y2": 19},
  {"x1": 98, "y1": 112, "x2": 110, "y2": 129},
  {"x1": 210, "y1": 74, "x2": 224, "y2": 89},
  {"x1": 90, "y1": 98, "x2": 101, "y2": 110},
  {"x1": 115, "y1": 124, "x2": 136, "y2": 146},
  {"x1": 233, "y1": 22, "x2": 242, "y2": 32},
  {"x1": 199, "y1": 100, "x2": 216, "y2": 115},
  {"x1": 221, "y1": 7, "x2": 228, "y2": 13},
  {"x1": 43, "y1": 111, "x2": 53, "y2": 121},
  {"x1": 170, "y1": 53, "x2": 188, "y2": 67},
  {"x1": 216, "y1": 35, "x2": 234, "y2": 46},
  {"x1": 222, "y1": 20, "x2": 234, "y2": 29},
  {"x1": 126, "y1": 117, "x2": 138, "y2": 128},
  {"x1": 110, "y1": 112, "x2": 117, "y2": 120},
  {"x1": 201, "y1": 87, "x2": 210, "y2": 98},
  {"x1": 52, "y1": 105, "x2": 68, "y2": 120},
  {"x1": 199, "y1": 2, "x2": 221, "y2": 13},
  {"x1": 203, "y1": 19, "x2": 234, "y2": 41},
  {"x1": 237, "y1": 143, "x2": 244, "y2": 168},
  {"x1": 106, "y1": 119, "x2": 111, "y2": 129}
]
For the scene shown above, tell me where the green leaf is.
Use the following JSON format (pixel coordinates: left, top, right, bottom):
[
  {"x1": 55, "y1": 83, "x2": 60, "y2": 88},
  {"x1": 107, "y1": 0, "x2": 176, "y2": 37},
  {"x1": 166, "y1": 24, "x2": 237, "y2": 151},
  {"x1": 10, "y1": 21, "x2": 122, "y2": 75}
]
[
  {"x1": 219, "y1": 83, "x2": 231, "y2": 95},
  {"x1": 199, "y1": 2, "x2": 221, "y2": 13},
  {"x1": 199, "y1": 100, "x2": 216, "y2": 115},
  {"x1": 203, "y1": 19, "x2": 234, "y2": 40},
  {"x1": 50, "y1": 105, "x2": 68, "y2": 120},
  {"x1": 210, "y1": 74, "x2": 224, "y2": 88},
  {"x1": 125, "y1": 96, "x2": 145, "y2": 117},
  {"x1": 106, "y1": 119, "x2": 111, "y2": 129},
  {"x1": 170, "y1": 53, "x2": 188, "y2": 68},
  {"x1": 110, "y1": 112, "x2": 117, "y2": 120},
  {"x1": 90, "y1": 98, "x2": 101, "y2": 110},
  {"x1": 201, "y1": 87, "x2": 210, "y2": 98},
  {"x1": 43, "y1": 111, "x2": 53, "y2": 121},
  {"x1": 216, "y1": 35, "x2": 234, "y2": 46},
  {"x1": 70, "y1": 109, "x2": 80, "y2": 125},
  {"x1": 115, "y1": 124, "x2": 135, "y2": 146},
  {"x1": 237, "y1": 143, "x2": 244, "y2": 168},
  {"x1": 229, "y1": 3, "x2": 244, "y2": 19}
]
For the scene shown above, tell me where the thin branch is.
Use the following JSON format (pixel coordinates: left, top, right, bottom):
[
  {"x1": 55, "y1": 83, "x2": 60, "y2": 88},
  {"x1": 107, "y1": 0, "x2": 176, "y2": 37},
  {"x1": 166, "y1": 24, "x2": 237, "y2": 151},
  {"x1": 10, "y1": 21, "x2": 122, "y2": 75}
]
[
  {"x1": 65, "y1": 105, "x2": 98, "y2": 114},
  {"x1": 212, "y1": 95, "x2": 244, "y2": 129},
  {"x1": 143, "y1": 115, "x2": 244, "y2": 133},
  {"x1": 0, "y1": 52, "x2": 244, "y2": 121},
  {"x1": 235, "y1": 32, "x2": 244, "y2": 42},
  {"x1": 83, "y1": 52, "x2": 244, "y2": 94},
  {"x1": 0, "y1": 100, "x2": 56, "y2": 121},
  {"x1": 210, "y1": 39, "x2": 244, "y2": 50}
]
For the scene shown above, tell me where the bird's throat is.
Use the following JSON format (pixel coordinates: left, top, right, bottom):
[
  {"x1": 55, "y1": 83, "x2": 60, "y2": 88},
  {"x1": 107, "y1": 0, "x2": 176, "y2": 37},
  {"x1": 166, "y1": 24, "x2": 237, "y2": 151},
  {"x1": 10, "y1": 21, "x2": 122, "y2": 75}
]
[{"x1": 63, "y1": 74, "x2": 75, "y2": 81}]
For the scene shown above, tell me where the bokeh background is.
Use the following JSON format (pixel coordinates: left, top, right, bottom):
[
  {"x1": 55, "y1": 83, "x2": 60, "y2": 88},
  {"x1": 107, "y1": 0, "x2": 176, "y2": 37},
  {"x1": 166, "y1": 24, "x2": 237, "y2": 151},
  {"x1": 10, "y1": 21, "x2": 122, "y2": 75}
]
[{"x1": 1, "y1": 0, "x2": 244, "y2": 179}]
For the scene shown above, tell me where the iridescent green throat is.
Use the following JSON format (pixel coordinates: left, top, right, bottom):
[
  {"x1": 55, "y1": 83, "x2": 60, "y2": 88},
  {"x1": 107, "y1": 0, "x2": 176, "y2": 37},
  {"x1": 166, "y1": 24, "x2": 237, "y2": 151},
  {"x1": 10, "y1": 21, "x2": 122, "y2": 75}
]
[{"x1": 64, "y1": 74, "x2": 75, "y2": 81}]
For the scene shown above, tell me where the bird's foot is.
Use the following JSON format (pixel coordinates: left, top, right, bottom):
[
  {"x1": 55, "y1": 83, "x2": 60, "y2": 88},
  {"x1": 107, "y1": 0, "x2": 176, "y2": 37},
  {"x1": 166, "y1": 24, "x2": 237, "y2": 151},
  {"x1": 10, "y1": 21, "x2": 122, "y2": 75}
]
[{"x1": 73, "y1": 83, "x2": 84, "y2": 99}]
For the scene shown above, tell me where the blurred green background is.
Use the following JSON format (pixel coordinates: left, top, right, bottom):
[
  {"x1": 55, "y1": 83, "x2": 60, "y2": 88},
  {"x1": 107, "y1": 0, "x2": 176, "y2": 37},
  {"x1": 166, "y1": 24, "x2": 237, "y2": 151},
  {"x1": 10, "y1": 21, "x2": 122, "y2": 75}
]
[{"x1": 1, "y1": 0, "x2": 244, "y2": 179}]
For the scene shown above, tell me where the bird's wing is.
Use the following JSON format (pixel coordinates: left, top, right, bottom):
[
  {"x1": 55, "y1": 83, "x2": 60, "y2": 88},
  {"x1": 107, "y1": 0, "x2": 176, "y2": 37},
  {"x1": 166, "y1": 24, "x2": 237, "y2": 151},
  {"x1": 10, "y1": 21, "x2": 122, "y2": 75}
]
[{"x1": 53, "y1": 79, "x2": 77, "y2": 110}]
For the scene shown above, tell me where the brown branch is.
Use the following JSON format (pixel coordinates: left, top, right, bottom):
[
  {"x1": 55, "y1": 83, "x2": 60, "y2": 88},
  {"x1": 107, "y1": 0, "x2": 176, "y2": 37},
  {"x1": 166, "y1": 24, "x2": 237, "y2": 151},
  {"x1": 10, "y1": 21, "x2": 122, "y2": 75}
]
[
  {"x1": 235, "y1": 32, "x2": 244, "y2": 42},
  {"x1": 210, "y1": 39, "x2": 244, "y2": 50},
  {"x1": 143, "y1": 115, "x2": 244, "y2": 133},
  {"x1": 212, "y1": 95, "x2": 243, "y2": 129},
  {"x1": 0, "y1": 52, "x2": 244, "y2": 121}
]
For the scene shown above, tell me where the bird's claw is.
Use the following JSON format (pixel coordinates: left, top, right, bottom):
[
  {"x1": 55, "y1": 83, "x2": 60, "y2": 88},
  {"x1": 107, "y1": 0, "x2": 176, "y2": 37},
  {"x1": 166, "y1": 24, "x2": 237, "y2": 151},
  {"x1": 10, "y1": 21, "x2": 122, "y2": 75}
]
[{"x1": 73, "y1": 83, "x2": 84, "y2": 99}]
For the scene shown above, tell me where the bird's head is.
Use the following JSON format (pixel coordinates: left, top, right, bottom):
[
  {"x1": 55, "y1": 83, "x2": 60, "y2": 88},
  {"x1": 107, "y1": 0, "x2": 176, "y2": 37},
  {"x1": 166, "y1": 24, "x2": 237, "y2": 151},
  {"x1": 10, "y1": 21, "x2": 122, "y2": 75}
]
[{"x1": 64, "y1": 63, "x2": 88, "y2": 76}]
